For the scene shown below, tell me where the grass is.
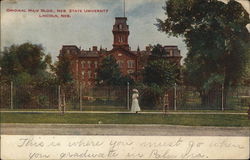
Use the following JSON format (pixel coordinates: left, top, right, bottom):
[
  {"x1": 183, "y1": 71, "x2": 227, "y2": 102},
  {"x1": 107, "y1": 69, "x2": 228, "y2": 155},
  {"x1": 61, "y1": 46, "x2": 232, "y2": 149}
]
[{"x1": 0, "y1": 112, "x2": 249, "y2": 127}]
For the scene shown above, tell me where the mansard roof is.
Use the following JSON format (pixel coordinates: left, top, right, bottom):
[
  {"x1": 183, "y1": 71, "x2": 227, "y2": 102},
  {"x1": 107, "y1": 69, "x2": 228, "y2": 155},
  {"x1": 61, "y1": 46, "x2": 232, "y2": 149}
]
[
  {"x1": 78, "y1": 50, "x2": 99, "y2": 58},
  {"x1": 109, "y1": 47, "x2": 139, "y2": 57}
]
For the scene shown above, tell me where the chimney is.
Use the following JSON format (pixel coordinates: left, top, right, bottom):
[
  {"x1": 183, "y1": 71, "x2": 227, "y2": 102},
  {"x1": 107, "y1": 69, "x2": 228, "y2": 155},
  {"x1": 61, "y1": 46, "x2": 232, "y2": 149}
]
[{"x1": 92, "y1": 46, "x2": 97, "y2": 51}]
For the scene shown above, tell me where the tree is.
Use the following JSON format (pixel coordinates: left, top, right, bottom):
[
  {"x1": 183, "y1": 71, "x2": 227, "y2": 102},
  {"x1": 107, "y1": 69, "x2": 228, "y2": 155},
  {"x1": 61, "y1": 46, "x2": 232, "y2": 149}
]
[
  {"x1": 156, "y1": 0, "x2": 250, "y2": 107},
  {"x1": 96, "y1": 55, "x2": 133, "y2": 86},
  {"x1": 0, "y1": 43, "x2": 55, "y2": 109},
  {"x1": 143, "y1": 59, "x2": 177, "y2": 87},
  {"x1": 142, "y1": 44, "x2": 178, "y2": 108},
  {"x1": 151, "y1": 44, "x2": 168, "y2": 57},
  {"x1": 55, "y1": 53, "x2": 73, "y2": 85},
  {"x1": 0, "y1": 43, "x2": 52, "y2": 83}
]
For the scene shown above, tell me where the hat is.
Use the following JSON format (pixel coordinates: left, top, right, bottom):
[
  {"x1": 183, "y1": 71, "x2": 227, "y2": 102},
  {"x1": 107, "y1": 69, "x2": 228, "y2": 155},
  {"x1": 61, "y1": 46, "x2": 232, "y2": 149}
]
[{"x1": 132, "y1": 89, "x2": 138, "y2": 92}]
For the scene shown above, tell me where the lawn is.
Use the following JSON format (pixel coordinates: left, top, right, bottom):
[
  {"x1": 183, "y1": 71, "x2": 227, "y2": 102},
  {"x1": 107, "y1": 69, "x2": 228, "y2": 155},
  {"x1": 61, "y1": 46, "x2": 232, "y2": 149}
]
[{"x1": 0, "y1": 112, "x2": 249, "y2": 127}]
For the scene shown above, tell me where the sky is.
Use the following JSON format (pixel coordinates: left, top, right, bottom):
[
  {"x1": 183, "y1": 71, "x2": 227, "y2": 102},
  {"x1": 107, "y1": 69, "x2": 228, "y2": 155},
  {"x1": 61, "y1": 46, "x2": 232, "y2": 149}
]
[{"x1": 1, "y1": 0, "x2": 250, "y2": 63}]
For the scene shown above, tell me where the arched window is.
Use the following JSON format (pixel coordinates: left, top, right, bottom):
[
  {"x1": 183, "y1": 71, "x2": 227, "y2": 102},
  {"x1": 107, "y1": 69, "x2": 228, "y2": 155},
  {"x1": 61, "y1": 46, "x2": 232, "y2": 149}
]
[
  {"x1": 94, "y1": 61, "x2": 98, "y2": 68},
  {"x1": 119, "y1": 24, "x2": 122, "y2": 30},
  {"x1": 88, "y1": 71, "x2": 91, "y2": 78},
  {"x1": 81, "y1": 71, "x2": 85, "y2": 78},
  {"x1": 117, "y1": 60, "x2": 124, "y2": 68},
  {"x1": 118, "y1": 36, "x2": 122, "y2": 42},
  {"x1": 87, "y1": 61, "x2": 91, "y2": 68},
  {"x1": 81, "y1": 61, "x2": 85, "y2": 68},
  {"x1": 127, "y1": 60, "x2": 135, "y2": 68}
]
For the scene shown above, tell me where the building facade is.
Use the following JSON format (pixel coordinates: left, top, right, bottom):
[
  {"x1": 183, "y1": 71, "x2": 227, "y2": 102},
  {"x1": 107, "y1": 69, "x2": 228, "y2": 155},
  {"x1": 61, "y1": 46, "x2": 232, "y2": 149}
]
[{"x1": 59, "y1": 17, "x2": 182, "y2": 87}]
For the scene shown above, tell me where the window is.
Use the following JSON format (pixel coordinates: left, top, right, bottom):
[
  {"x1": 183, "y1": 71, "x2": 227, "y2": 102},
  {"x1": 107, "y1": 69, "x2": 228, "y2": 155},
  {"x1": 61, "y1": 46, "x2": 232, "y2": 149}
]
[
  {"x1": 127, "y1": 60, "x2": 135, "y2": 68},
  {"x1": 169, "y1": 50, "x2": 173, "y2": 56},
  {"x1": 117, "y1": 60, "x2": 124, "y2": 68},
  {"x1": 94, "y1": 61, "x2": 98, "y2": 68},
  {"x1": 81, "y1": 71, "x2": 85, "y2": 78},
  {"x1": 87, "y1": 61, "x2": 91, "y2": 68},
  {"x1": 66, "y1": 49, "x2": 70, "y2": 54},
  {"x1": 119, "y1": 24, "x2": 122, "y2": 30},
  {"x1": 81, "y1": 61, "x2": 85, "y2": 68},
  {"x1": 118, "y1": 36, "x2": 123, "y2": 42},
  {"x1": 88, "y1": 71, "x2": 91, "y2": 78},
  {"x1": 94, "y1": 72, "x2": 97, "y2": 78}
]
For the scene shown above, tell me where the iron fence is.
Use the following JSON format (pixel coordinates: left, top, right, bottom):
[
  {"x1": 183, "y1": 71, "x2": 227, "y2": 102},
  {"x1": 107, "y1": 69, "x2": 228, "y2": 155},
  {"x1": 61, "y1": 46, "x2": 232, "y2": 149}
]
[{"x1": 0, "y1": 81, "x2": 249, "y2": 111}]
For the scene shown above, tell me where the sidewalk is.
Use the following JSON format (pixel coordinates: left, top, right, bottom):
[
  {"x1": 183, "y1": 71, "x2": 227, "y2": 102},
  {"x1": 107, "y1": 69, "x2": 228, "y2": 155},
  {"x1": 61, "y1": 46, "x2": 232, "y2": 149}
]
[{"x1": 1, "y1": 123, "x2": 249, "y2": 136}]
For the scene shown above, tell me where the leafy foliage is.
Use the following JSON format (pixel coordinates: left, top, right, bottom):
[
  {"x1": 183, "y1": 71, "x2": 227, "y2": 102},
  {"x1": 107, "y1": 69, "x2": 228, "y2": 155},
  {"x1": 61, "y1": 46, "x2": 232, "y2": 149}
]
[
  {"x1": 54, "y1": 53, "x2": 73, "y2": 85},
  {"x1": 143, "y1": 59, "x2": 177, "y2": 87},
  {"x1": 151, "y1": 44, "x2": 168, "y2": 57},
  {"x1": 139, "y1": 83, "x2": 165, "y2": 108},
  {"x1": 96, "y1": 55, "x2": 133, "y2": 86},
  {"x1": 0, "y1": 43, "x2": 53, "y2": 84},
  {"x1": 0, "y1": 43, "x2": 57, "y2": 109},
  {"x1": 141, "y1": 44, "x2": 178, "y2": 108},
  {"x1": 156, "y1": 0, "x2": 250, "y2": 108}
]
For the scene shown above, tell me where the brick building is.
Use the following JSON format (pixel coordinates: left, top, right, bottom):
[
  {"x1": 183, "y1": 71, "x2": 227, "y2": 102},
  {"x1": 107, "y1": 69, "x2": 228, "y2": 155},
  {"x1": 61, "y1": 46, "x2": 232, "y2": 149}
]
[{"x1": 59, "y1": 17, "x2": 182, "y2": 87}]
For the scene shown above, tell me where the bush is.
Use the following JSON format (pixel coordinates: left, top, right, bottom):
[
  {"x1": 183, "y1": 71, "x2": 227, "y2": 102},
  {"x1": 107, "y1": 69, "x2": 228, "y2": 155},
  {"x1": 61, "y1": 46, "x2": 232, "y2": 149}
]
[{"x1": 139, "y1": 84, "x2": 164, "y2": 109}]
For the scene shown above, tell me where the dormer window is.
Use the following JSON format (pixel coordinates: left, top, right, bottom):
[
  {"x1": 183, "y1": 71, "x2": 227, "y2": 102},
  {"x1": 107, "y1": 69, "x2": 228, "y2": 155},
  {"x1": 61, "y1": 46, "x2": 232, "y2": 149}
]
[{"x1": 169, "y1": 50, "x2": 173, "y2": 56}]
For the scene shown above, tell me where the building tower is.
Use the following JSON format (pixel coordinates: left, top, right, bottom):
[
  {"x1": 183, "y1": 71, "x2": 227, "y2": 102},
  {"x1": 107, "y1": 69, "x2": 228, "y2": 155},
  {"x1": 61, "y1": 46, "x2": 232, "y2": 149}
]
[{"x1": 112, "y1": 17, "x2": 130, "y2": 50}]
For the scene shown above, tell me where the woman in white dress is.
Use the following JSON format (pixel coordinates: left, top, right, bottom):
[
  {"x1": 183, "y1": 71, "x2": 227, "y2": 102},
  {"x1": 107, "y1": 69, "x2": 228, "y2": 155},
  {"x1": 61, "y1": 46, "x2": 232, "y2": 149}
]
[{"x1": 131, "y1": 89, "x2": 141, "y2": 113}]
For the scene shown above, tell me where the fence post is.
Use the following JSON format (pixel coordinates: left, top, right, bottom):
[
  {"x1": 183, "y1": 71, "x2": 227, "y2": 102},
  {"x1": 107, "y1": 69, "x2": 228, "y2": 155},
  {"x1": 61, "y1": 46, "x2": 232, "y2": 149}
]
[
  {"x1": 80, "y1": 83, "x2": 82, "y2": 111},
  {"x1": 58, "y1": 85, "x2": 61, "y2": 111},
  {"x1": 174, "y1": 83, "x2": 177, "y2": 111},
  {"x1": 10, "y1": 81, "x2": 13, "y2": 110},
  {"x1": 127, "y1": 82, "x2": 130, "y2": 110},
  {"x1": 62, "y1": 91, "x2": 65, "y2": 114},
  {"x1": 221, "y1": 84, "x2": 224, "y2": 111}
]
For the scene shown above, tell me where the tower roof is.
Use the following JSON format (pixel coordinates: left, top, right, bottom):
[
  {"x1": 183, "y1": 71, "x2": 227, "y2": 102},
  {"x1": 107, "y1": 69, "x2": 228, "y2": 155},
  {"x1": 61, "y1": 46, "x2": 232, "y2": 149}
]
[
  {"x1": 112, "y1": 17, "x2": 130, "y2": 50},
  {"x1": 113, "y1": 17, "x2": 129, "y2": 32}
]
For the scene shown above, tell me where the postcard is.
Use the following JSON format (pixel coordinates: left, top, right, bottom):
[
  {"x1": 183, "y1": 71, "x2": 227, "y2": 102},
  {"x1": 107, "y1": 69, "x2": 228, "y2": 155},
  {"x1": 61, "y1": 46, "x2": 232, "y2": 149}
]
[{"x1": 1, "y1": 0, "x2": 250, "y2": 159}]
